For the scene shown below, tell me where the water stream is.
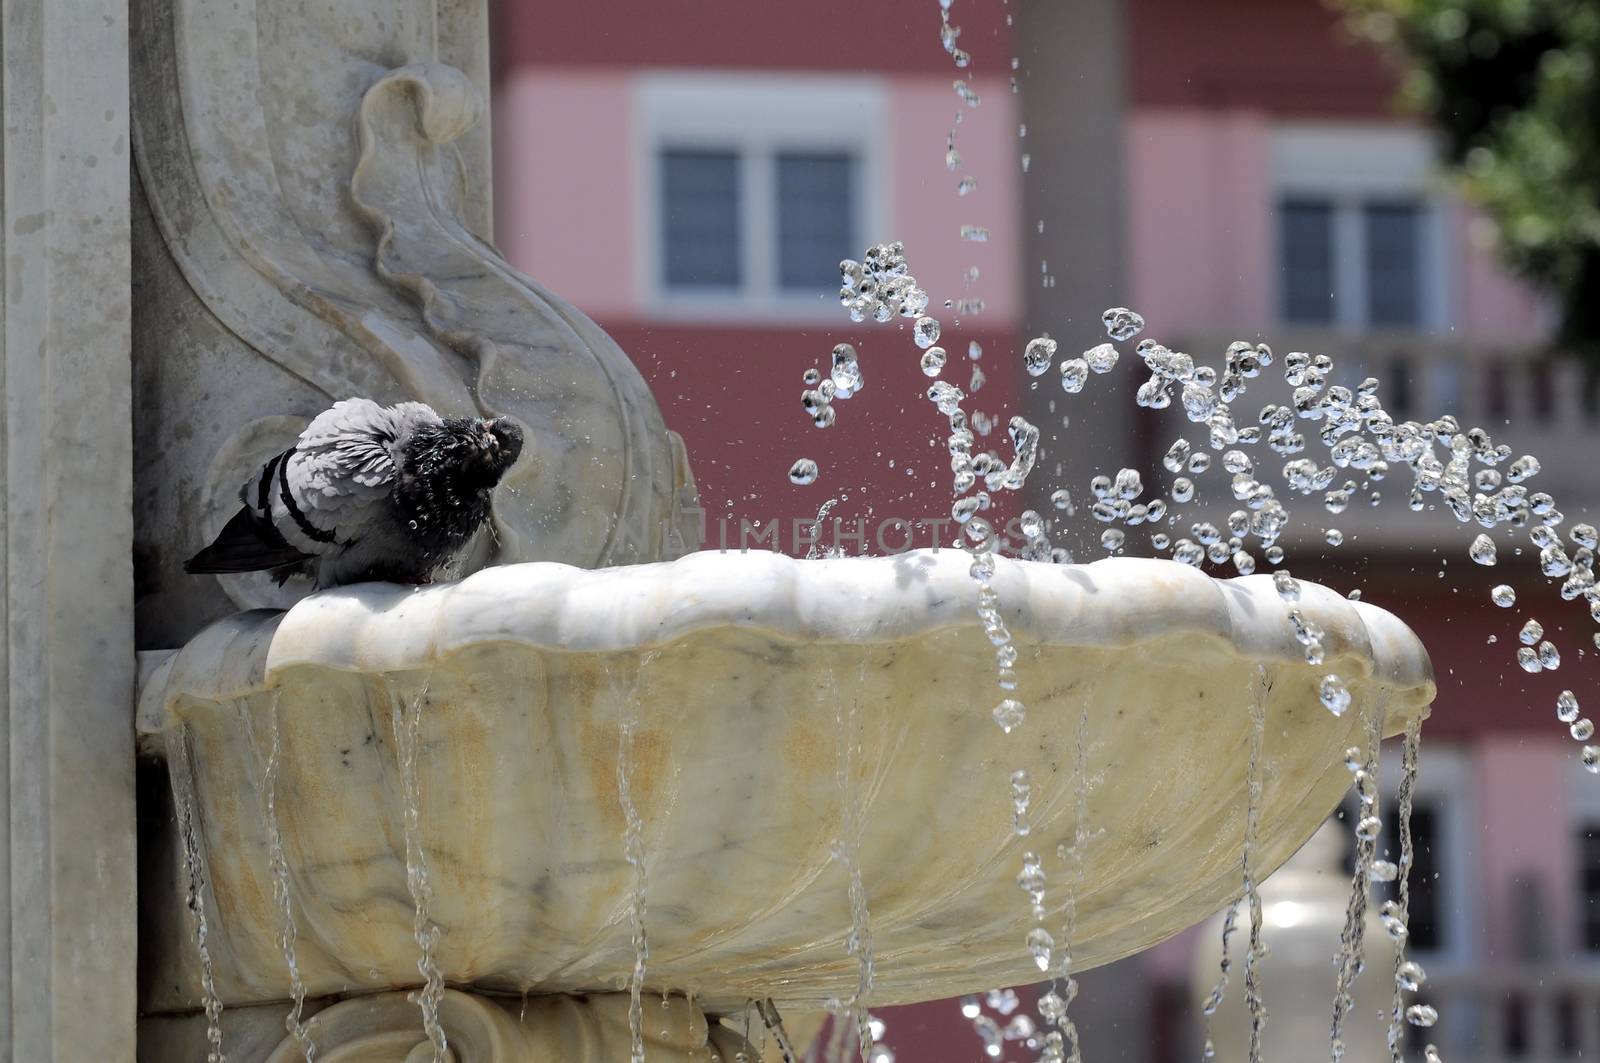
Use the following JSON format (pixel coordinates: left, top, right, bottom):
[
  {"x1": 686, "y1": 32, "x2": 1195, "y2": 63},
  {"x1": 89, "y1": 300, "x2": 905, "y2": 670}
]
[
  {"x1": 166, "y1": 726, "x2": 227, "y2": 1063},
  {"x1": 1197, "y1": 902, "x2": 1238, "y2": 1060},
  {"x1": 827, "y1": 659, "x2": 888, "y2": 1063},
  {"x1": 614, "y1": 654, "x2": 659, "y2": 1063},
  {"x1": 256, "y1": 696, "x2": 315, "y2": 1059},
  {"x1": 1037, "y1": 701, "x2": 1090, "y2": 1063},
  {"x1": 1241, "y1": 666, "x2": 1271, "y2": 1063},
  {"x1": 389, "y1": 678, "x2": 448, "y2": 1062},
  {"x1": 1329, "y1": 690, "x2": 1389, "y2": 1062},
  {"x1": 1387, "y1": 720, "x2": 1430, "y2": 1060}
]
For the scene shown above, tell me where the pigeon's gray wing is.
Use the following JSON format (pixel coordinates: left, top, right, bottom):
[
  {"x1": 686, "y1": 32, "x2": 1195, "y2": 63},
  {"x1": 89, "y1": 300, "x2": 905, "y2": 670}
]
[{"x1": 267, "y1": 398, "x2": 441, "y2": 554}]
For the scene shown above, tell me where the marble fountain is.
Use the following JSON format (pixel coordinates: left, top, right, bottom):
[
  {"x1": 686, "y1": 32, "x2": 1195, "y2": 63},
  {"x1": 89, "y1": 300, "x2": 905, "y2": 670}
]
[{"x1": 116, "y1": 1, "x2": 1438, "y2": 1059}]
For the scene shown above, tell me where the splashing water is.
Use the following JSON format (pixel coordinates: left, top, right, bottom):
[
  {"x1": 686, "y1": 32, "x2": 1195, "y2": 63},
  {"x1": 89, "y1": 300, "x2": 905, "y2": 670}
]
[
  {"x1": 1387, "y1": 721, "x2": 1426, "y2": 1062},
  {"x1": 255, "y1": 698, "x2": 315, "y2": 1059},
  {"x1": 614, "y1": 656, "x2": 657, "y2": 1063},
  {"x1": 389, "y1": 680, "x2": 447, "y2": 1063},
  {"x1": 166, "y1": 726, "x2": 227, "y2": 1063},
  {"x1": 1330, "y1": 690, "x2": 1389, "y2": 1062},
  {"x1": 1241, "y1": 667, "x2": 1272, "y2": 1061}
]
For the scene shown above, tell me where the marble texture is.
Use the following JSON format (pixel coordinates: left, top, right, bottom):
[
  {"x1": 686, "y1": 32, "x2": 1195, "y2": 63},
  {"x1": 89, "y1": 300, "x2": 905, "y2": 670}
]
[
  {"x1": 1, "y1": 0, "x2": 138, "y2": 1057},
  {"x1": 138, "y1": 550, "x2": 1434, "y2": 1017}
]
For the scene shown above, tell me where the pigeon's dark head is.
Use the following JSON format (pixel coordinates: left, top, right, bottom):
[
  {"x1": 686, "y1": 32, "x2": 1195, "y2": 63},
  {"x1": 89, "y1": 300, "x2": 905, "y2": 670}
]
[{"x1": 415, "y1": 415, "x2": 523, "y2": 487}]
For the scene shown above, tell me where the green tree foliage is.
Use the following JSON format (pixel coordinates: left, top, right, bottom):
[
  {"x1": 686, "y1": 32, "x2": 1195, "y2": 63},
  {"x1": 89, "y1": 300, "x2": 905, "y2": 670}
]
[{"x1": 1338, "y1": 0, "x2": 1600, "y2": 357}]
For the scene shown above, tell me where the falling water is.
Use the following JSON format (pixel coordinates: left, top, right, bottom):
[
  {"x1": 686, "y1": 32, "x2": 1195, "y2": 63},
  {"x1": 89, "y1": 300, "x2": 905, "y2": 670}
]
[
  {"x1": 1197, "y1": 902, "x2": 1239, "y2": 1059},
  {"x1": 1241, "y1": 666, "x2": 1271, "y2": 1062},
  {"x1": 1329, "y1": 690, "x2": 1389, "y2": 1062},
  {"x1": 1037, "y1": 702, "x2": 1090, "y2": 1063},
  {"x1": 258, "y1": 698, "x2": 315, "y2": 1059},
  {"x1": 389, "y1": 679, "x2": 447, "y2": 1063},
  {"x1": 757, "y1": 998, "x2": 801, "y2": 1063},
  {"x1": 827, "y1": 660, "x2": 887, "y2": 1063},
  {"x1": 166, "y1": 726, "x2": 227, "y2": 1063},
  {"x1": 615, "y1": 655, "x2": 658, "y2": 1063},
  {"x1": 1387, "y1": 720, "x2": 1428, "y2": 1061}
]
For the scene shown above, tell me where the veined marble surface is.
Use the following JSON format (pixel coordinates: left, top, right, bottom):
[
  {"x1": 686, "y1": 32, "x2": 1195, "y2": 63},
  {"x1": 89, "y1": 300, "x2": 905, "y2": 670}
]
[{"x1": 138, "y1": 550, "x2": 1433, "y2": 1015}]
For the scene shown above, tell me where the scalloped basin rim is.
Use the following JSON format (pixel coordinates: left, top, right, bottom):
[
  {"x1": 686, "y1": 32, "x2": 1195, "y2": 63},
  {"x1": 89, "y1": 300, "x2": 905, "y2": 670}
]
[
  {"x1": 142, "y1": 550, "x2": 1435, "y2": 719},
  {"x1": 137, "y1": 549, "x2": 1435, "y2": 1012}
]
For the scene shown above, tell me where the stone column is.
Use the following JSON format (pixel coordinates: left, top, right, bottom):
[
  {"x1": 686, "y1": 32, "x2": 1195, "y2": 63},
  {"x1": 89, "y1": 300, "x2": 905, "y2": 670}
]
[
  {"x1": 0, "y1": 0, "x2": 137, "y2": 1058},
  {"x1": 1018, "y1": 0, "x2": 1142, "y2": 559}
]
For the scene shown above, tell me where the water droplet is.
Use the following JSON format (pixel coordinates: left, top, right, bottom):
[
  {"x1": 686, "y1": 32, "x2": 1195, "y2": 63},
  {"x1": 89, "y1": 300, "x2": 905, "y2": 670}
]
[
  {"x1": 1274, "y1": 570, "x2": 1300, "y2": 601},
  {"x1": 1572, "y1": 718, "x2": 1596, "y2": 741},
  {"x1": 1171, "y1": 477, "x2": 1195, "y2": 504},
  {"x1": 1492, "y1": 584, "x2": 1516, "y2": 607},
  {"x1": 992, "y1": 698, "x2": 1025, "y2": 734},
  {"x1": 1519, "y1": 619, "x2": 1544, "y2": 645},
  {"x1": 1539, "y1": 641, "x2": 1561, "y2": 669},
  {"x1": 1397, "y1": 960, "x2": 1427, "y2": 991},
  {"x1": 1083, "y1": 342, "x2": 1119, "y2": 374},
  {"x1": 1517, "y1": 646, "x2": 1542, "y2": 673},
  {"x1": 920, "y1": 346, "x2": 947, "y2": 377},
  {"x1": 913, "y1": 316, "x2": 942, "y2": 349},
  {"x1": 802, "y1": 367, "x2": 821, "y2": 385},
  {"x1": 1326, "y1": 528, "x2": 1344, "y2": 546},
  {"x1": 1059, "y1": 358, "x2": 1088, "y2": 393},
  {"x1": 1379, "y1": 899, "x2": 1408, "y2": 940},
  {"x1": 1583, "y1": 746, "x2": 1599, "y2": 773},
  {"x1": 1406, "y1": 1004, "x2": 1439, "y2": 1028},
  {"x1": 1025, "y1": 927, "x2": 1055, "y2": 971},
  {"x1": 1050, "y1": 488, "x2": 1072, "y2": 512},
  {"x1": 788, "y1": 459, "x2": 819, "y2": 486},
  {"x1": 1024, "y1": 336, "x2": 1058, "y2": 376},
  {"x1": 957, "y1": 176, "x2": 977, "y2": 196},
  {"x1": 1320, "y1": 675, "x2": 1351, "y2": 717},
  {"x1": 1371, "y1": 860, "x2": 1398, "y2": 882},
  {"x1": 1469, "y1": 533, "x2": 1497, "y2": 566},
  {"x1": 1557, "y1": 690, "x2": 1581, "y2": 722},
  {"x1": 1102, "y1": 307, "x2": 1145, "y2": 341}
]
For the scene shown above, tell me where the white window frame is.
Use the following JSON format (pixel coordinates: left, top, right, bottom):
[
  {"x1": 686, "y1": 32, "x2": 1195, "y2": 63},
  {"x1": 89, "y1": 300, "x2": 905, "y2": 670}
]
[
  {"x1": 1271, "y1": 124, "x2": 1454, "y2": 333},
  {"x1": 1378, "y1": 740, "x2": 1477, "y2": 969},
  {"x1": 635, "y1": 71, "x2": 888, "y2": 323}
]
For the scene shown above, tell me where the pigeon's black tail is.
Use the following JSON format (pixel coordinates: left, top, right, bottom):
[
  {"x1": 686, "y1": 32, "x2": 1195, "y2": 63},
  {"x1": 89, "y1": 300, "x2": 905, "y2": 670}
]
[{"x1": 185, "y1": 505, "x2": 312, "y2": 579}]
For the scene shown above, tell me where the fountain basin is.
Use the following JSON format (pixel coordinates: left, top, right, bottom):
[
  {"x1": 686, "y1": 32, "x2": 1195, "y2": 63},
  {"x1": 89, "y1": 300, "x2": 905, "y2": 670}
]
[{"x1": 137, "y1": 550, "x2": 1433, "y2": 1015}]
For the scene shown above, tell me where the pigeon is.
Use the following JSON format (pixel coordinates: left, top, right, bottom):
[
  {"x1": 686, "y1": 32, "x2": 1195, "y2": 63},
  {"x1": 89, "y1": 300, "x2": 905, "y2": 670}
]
[{"x1": 185, "y1": 398, "x2": 523, "y2": 588}]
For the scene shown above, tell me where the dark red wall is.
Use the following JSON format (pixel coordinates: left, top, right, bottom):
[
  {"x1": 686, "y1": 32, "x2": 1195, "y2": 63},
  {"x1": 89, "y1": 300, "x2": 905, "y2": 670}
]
[
  {"x1": 1127, "y1": 0, "x2": 1401, "y2": 116},
  {"x1": 611, "y1": 321, "x2": 1025, "y2": 556},
  {"x1": 492, "y1": 0, "x2": 1016, "y2": 78}
]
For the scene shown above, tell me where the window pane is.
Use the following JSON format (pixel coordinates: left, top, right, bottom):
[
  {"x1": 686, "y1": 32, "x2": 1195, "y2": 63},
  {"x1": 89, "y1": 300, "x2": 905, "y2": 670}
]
[
  {"x1": 1280, "y1": 199, "x2": 1335, "y2": 324},
  {"x1": 661, "y1": 150, "x2": 740, "y2": 290},
  {"x1": 1582, "y1": 826, "x2": 1600, "y2": 951},
  {"x1": 1366, "y1": 201, "x2": 1422, "y2": 328},
  {"x1": 777, "y1": 153, "x2": 854, "y2": 292}
]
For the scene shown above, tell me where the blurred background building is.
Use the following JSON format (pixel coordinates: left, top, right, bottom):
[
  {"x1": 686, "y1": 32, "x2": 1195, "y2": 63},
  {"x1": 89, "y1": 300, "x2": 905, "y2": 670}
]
[{"x1": 489, "y1": 1, "x2": 1600, "y2": 1058}]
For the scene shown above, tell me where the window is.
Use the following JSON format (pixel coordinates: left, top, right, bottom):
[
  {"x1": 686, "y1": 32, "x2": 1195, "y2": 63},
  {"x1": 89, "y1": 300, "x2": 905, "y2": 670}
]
[
  {"x1": 660, "y1": 151, "x2": 741, "y2": 290},
  {"x1": 1277, "y1": 197, "x2": 1428, "y2": 329},
  {"x1": 775, "y1": 152, "x2": 855, "y2": 292},
  {"x1": 1271, "y1": 125, "x2": 1451, "y2": 331},
  {"x1": 1280, "y1": 200, "x2": 1335, "y2": 324},
  {"x1": 656, "y1": 145, "x2": 857, "y2": 301},
  {"x1": 639, "y1": 74, "x2": 885, "y2": 318}
]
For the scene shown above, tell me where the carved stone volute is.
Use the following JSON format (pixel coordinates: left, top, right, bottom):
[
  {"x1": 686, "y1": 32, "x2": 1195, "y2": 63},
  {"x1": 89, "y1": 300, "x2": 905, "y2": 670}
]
[{"x1": 130, "y1": 0, "x2": 699, "y2": 647}]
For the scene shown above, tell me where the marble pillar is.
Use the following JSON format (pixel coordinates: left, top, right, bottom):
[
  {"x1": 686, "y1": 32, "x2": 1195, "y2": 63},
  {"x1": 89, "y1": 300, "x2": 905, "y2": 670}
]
[{"x1": 0, "y1": 0, "x2": 138, "y2": 1058}]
